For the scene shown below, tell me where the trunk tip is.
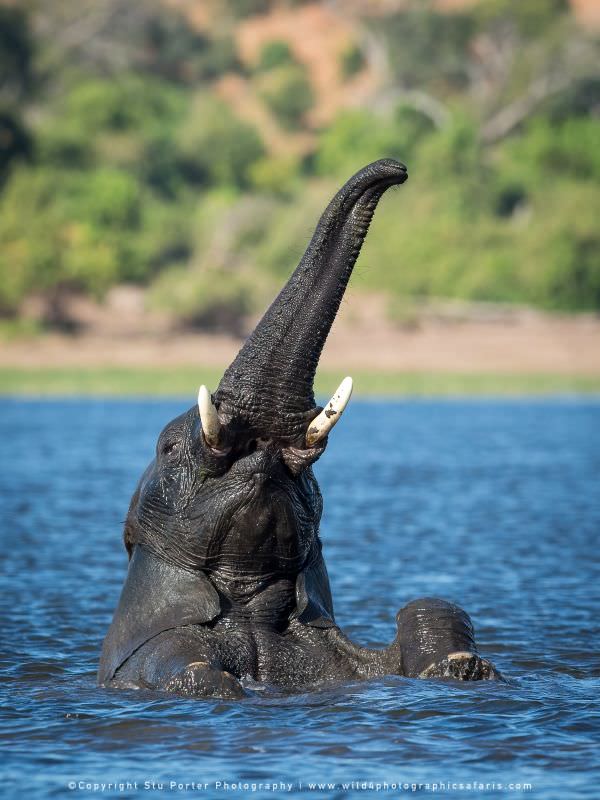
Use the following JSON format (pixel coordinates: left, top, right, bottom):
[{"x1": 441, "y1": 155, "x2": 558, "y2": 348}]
[
  {"x1": 363, "y1": 158, "x2": 408, "y2": 182},
  {"x1": 342, "y1": 159, "x2": 408, "y2": 199}
]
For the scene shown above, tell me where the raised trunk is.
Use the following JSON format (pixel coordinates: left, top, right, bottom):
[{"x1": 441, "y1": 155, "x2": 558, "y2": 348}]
[{"x1": 214, "y1": 159, "x2": 407, "y2": 441}]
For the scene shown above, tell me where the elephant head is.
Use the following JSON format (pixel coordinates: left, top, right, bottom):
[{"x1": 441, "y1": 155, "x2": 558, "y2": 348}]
[{"x1": 98, "y1": 159, "x2": 408, "y2": 686}]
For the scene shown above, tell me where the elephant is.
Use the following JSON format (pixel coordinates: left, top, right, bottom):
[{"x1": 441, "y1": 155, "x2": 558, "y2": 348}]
[{"x1": 98, "y1": 159, "x2": 501, "y2": 699}]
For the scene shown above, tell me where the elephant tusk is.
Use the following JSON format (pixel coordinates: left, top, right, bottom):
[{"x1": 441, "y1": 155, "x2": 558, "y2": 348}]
[
  {"x1": 198, "y1": 385, "x2": 222, "y2": 448},
  {"x1": 306, "y1": 377, "x2": 353, "y2": 447}
]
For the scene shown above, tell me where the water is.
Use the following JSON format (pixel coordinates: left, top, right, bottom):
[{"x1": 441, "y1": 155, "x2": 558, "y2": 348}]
[{"x1": 1, "y1": 398, "x2": 599, "y2": 799}]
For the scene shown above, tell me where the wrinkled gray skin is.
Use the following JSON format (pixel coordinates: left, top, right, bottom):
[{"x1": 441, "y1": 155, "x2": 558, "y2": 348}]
[{"x1": 99, "y1": 160, "x2": 501, "y2": 699}]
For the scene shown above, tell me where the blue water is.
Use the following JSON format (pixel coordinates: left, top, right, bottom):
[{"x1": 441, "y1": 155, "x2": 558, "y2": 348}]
[{"x1": 1, "y1": 398, "x2": 599, "y2": 799}]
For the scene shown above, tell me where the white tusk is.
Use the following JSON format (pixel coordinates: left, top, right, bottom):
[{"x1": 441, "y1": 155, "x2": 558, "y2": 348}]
[
  {"x1": 197, "y1": 385, "x2": 221, "y2": 447},
  {"x1": 306, "y1": 377, "x2": 353, "y2": 447}
]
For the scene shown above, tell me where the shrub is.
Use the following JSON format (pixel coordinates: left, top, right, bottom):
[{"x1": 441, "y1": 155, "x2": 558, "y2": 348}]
[
  {"x1": 139, "y1": 12, "x2": 240, "y2": 82},
  {"x1": 375, "y1": 6, "x2": 475, "y2": 92},
  {"x1": 315, "y1": 109, "x2": 430, "y2": 177},
  {"x1": 505, "y1": 116, "x2": 600, "y2": 183},
  {"x1": 259, "y1": 64, "x2": 314, "y2": 129},
  {"x1": 148, "y1": 265, "x2": 256, "y2": 334},
  {"x1": 63, "y1": 77, "x2": 185, "y2": 137},
  {"x1": 0, "y1": 6, "x2": 33, "y2": 100},
  {"x1": 36, "y1": 119, "x2": 93, "y2": 169},
  {"x1": 340, "y1": 43, "x2": 365, "y2": 80},
  {"x1": 0, "y1": 168, "x2": 66, "y2": 312},
  {"x1": 520, "y1": 181, "x2": 600, "y2": 310},
  {"x1": 256, "y1": 40, "x2": 296, "y2": 72},
  {"x1": 197, "y1": 37, "x2": 241, "y2": 79},
  {"x1": 77, "y1": 169, "x2": 141, "y2": 229},
  {"x1": 228, "y1": 0, "x2": 272, "y2": 19},
  {"x1": 177, "y1": 94, "x2": 265, "y2": 187},
  {"x1": 248, "y1": 154, "x2": 302, "y2": 196},
  {"x1": 0, "y1": 164, "x2": 189, "y2": 314},
  {"x1": 474, "y1": 0, "x2": 569, "y2": 38},
  {"x1": 0, "y1": 109, "x2": 32, "y2": 182}
]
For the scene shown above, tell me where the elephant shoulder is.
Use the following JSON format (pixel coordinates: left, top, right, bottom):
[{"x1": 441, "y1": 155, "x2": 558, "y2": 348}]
[{"x1": 98, "y1": 546, "x2": 221, "y2": 685}]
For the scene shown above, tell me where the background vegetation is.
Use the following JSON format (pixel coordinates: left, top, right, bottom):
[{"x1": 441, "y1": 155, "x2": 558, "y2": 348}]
[{"x1": 0, "y1": 0, "x2": 598, "y2": 335}]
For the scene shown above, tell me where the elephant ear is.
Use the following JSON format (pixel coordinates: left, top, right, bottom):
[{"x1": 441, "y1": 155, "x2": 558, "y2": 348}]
[
  {"x1": 294, "y1": 548, "x2": 335, "y2": 628},
  {"x1": 98, "y1": 545, "x2": 221, "y2": 684}
]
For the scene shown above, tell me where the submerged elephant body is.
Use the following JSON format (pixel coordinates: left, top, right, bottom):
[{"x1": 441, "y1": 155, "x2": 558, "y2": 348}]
[
  {"x1": 99, "y1": 160, "x2": 500, "y2": 698},
  {"x1": 100, "y1": 549, "x2": 495, "y2": 697}
]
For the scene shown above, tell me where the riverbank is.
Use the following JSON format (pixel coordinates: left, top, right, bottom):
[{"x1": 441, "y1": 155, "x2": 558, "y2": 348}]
[
  {"x1": 2, "y1": 366, "x2": 599, "y2": 397},
  {"x1": 1, "y1": 297, "x2": 599, "y2": 396}
]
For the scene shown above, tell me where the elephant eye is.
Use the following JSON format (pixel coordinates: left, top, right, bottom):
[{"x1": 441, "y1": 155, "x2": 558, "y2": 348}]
[{"x1": 161, "y1": 440, "x2": 179, "y2": 457}]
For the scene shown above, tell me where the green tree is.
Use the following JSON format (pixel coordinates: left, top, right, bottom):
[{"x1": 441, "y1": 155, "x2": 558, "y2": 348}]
[
  {"x1": 340, "y1": 43, "x2": 365, "y2": 80},
  {"x1": 316, "y1": 108, "x2": 433, "y2": 177},
  {"x1": 375, "y1": 4, "x2": 475, "y2": 92},
  {"x1": 0, "y1": 6, "x2": 35, "y2": 182},
  {"x1": 256, "y1": 40, "x2": 295, "y2": 72},
  {"x1": 177, "y1": 94, "x2": 265, "y2": 187},
  {"x1": 259, "y1": 64, "x2": 314, "y2": 129},
  {"x1": 0, "y1": 6, "x2": 34, "y2": 100}
]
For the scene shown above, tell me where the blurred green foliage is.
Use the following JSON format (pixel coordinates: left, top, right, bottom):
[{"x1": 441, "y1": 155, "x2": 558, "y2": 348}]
[
  {"x1": 474, "y1": 0, "x2": 570, "y2": 36},
  {"x1": 148, "y1": 265, "x2": 256, "y2": 334},
  {"x1": 253, "y1": 39, "x2": 314, "y2": 128},
  {"x1": 256, "y1": 40, "x2": 296, "y2": 72},
  {"x1": 0, "y1": 6, "x2": 33, "y2": 99},
  {"x1": 0, "y1": 0, "x2": 598, "y2": 331},
  {"x1": 339, "y1": 43, "x2": 365, "y2": 80},
  {"x1": 177, "y1": 93, "x2": 265, "y2": 187},
  {"x1": 140, "y1": 14, "x2": 241, "y2": 82},
  {"x1": 228, "y1": 0, "x2": 272, "y2": 19},
  {"x1": 316, "y1": 107, "x2": 435, "y2": 176},
  {"x1": 258, "y1": 64, "x2": 314, "y2": 129},
  {"x1": 377, "y1": 4, "x2": 475, "y2": 92}
]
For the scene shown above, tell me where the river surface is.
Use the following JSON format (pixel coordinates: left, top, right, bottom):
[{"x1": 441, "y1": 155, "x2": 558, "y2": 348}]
[{"x1": 1, "y1": 398, "x2": 599, "y2": 799}]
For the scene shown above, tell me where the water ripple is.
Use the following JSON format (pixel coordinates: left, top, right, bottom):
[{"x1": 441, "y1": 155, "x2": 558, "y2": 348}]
[{"x1": 1, "y1": 398, "x2": 599, "y2": 798}]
